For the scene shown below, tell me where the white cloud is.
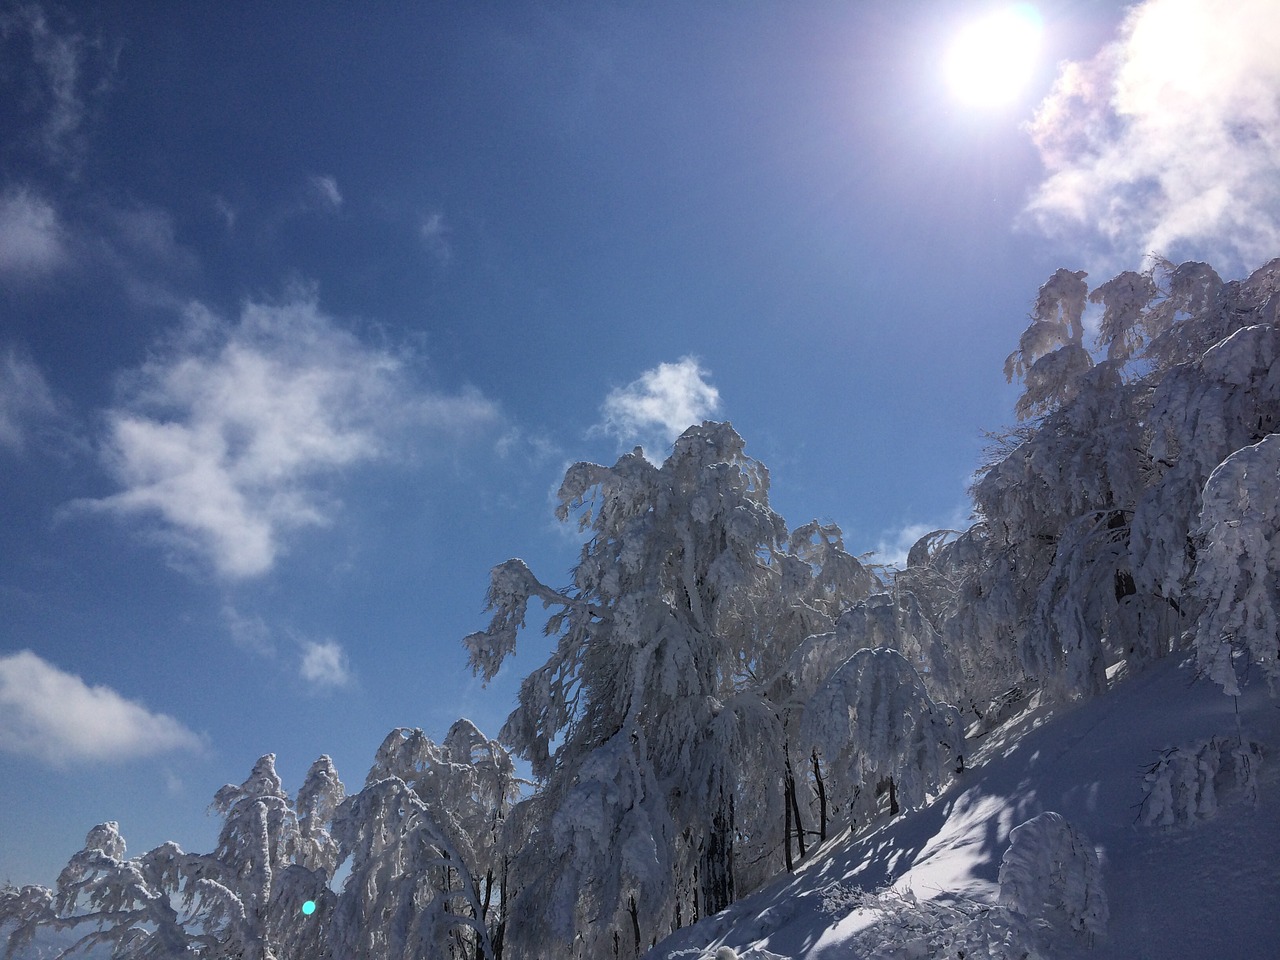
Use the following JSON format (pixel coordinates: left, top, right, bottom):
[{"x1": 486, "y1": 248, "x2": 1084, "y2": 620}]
[
  {"x1": 0, "y1": 650, "x2": 201, "y2": 767},
  {"x1": 299, "y1": 639, "x2": 351, "y2": 690},
  {"x1": 309, "y1": 175, "x2": 343, "y2": 211},
  {"x1": 873, "y1": 503, "x2": 972, "y2": 569},
  {"x1": 80, "y1": 295, "x2": 499, "y2": 579},
  {"x1": 0, "y1": 348, "x2": 62, "y2": 452},
  {"x1": 597, "y1": 356, "x2": 721, "y2": 457},
  {"x1": 872, "y1": 522, "x2": 938, "y2": 570},
  {"x1": 1023, "y1": 0, "x2": 1280, "y2": 275},
  {"x1": 0, "y1": 188, "x2": 64, "y2": 277}
]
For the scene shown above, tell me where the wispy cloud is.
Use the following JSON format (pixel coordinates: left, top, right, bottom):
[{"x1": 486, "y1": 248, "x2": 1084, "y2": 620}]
[
  {"x1": 495, "y1": 425, "x2": 560, "y2": 464},
  {"x1": 421, "y1": 212, "x2": 452, "y2": 266},
  {"x1": 1023, "y1": 0, "x2": 1280, "y2": 275},
  {"x1": 0, "y1": 650, "x2": 201, "y2": 767},
  {"x1": 78, "y1": 294, "x2": 500, "y2": 579},
  {"x1": 213, "y1": 195, "x2": 237, "y2": 232},
  {"x1": 100, "y1": 202, "x2": 201, "y2": 308},
  {"x1": 0, "y1": 3, "x2": 117, "y2": 169},
  {"x1": 308, "y1": 174, "x2": 343, "y2": 211},
  {"x1": 0, "y1": 188, "x2": 64, "y2": 278},
  {"x1": 221, "y1": 604, "x2": 275, "y2": 657},
  {"x1": 299, "y1": 639, "x2": 351, "y2": 690},
  {"x1": 0, "y1": 189, "x2": 200, "y2": 309},
  {"x1": 0, "y1": 347, "x2": 63, "y2": 452},
  {"x1": 108, "y1": 204, "x2": 192, "y2": 268},
  {"x1": 596, "y1": 356, "x2": 721, "y2": 457},
  {"x1": 222, "y1": 604, "x2": 354, "y2": 692}
]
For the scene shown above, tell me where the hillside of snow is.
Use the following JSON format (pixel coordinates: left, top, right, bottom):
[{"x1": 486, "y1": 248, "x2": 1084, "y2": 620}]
[{"x1": 648, "y1": 655, "x2": 1280, "y2": 959}]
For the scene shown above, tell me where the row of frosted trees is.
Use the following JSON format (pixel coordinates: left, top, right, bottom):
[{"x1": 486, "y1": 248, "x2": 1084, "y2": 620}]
[
  {"x1": 1, "y1": 722, "x2": 521, "y2": 960},
  {"x1": 4, "y1": 257, "x2": 1279, "y2": 958}
]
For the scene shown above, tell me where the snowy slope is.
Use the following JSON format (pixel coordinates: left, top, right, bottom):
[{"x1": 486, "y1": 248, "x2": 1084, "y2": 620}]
[{"x1": 648, "y1": 656, "x2": 1280, "y2": 959}]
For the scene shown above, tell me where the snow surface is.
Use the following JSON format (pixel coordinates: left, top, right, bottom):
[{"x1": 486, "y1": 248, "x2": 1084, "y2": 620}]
[{"x1": 648, "y1": 656, "x2": 1280, "y2": 959}]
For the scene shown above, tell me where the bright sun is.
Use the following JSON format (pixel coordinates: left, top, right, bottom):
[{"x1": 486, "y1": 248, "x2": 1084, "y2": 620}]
[{"x1": 945, "y1": 4, "x2": 1043, "y2": 107}]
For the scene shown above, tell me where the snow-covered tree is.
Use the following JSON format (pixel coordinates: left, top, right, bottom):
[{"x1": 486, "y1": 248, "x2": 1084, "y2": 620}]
[
  {"x1": 981, "y1": 350, "x2": 1152, "y2": 698},
  {"x1": 204, "y1": 753, "x2": 301, "y2": 954},
  {"x1": 465, "y1": 425, "x2": 774, "y2": 952},
  {"x1": 0, "y1": 822, "x2": 199, "y2": 960},
  {"x1": 998, "y1": 811, "x2": 1107, "y2": 943},
  {"x1": 2, "y1": 733, "x2": 529, "y2": 960},
  {"x1": 465, "y1": 423, "x2": 854, "y2": 955},
  {"x1": 967, "y1": 257, "x2": 1280, "y2": 705},
  {"x1": 1192, "y1": 434, "x2": 1280, "y2": 695},
  {"x1": 1141, "y1": 736, "x2": 1264, "y2": 827},
  {"x1": 1137, "y1": 321, "x2": 1280, "y2": 596},
  {"x1": 799, "y1": 647, "x2": 961, "y2": 822},
  {"x1": 841, "y1": 885, "x2": 1042, "y2": 960},
  {"x1": 1003, "y1": 267, "x2": 1091, "y2": 419},
  {"x1": 330, "y1": 720, "x2": 521, "y2": 958},
  {"x1": 0, "y1": 755, "x2": 346, "y2": 960},
  {"x1": 330, "y1": 775, "x2": 496, "y2": 960}
]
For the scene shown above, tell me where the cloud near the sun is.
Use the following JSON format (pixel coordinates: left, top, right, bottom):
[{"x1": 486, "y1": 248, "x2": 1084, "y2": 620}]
[
  {"x1": 0, "y1": 650, "x2": 202, "y2": 767},
  {"x1": 596, "y1": 356, "x2": 721, "y2": 459},
  {"x1": 1023, "y1": 0, "x2": 1280, "y2": 275},
  {"x1": 79, "y1": 294, "x2": 500, "y2": 579}
]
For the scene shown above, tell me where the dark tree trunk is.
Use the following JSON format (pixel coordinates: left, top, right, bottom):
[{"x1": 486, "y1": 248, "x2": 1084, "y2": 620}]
[
  {"x1": 692, "y1": 860, "x2": 700, "y2": 924},
  {"x1": 492, "y1": 855, "x2": 508, "y2": 960},
  {"x1": 811, "y1": 748, "x2": 828, "y2": 843},
  {"x1": 784, "y1": 776, "x2": 794, "y2": 873},
  {"x1": 700, "y1": 786, "x2": 734, "y2": 916},
  {"x1": 785, "y1": 753, "x2": 807, "y2": 861},
  {"x1": 732, "y1": 793, "x2": 742, "y2": 906},
  {"x1": 629, "y1": 895, "x2": 641, "y2": 957},
  {"x1": 474, "y1": 869, "x2": 494, "y2": 960}
]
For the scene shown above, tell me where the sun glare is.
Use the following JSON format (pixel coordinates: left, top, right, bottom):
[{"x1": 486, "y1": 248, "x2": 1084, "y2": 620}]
[{"x1": 945, "y1": 5, "x2": 1043, "y2": 108}]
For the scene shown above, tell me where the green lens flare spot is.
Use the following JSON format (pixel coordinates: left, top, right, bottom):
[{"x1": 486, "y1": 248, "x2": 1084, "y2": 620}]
[{"x1": 302, "y1": 900, "x2": 316, "y2": 916}]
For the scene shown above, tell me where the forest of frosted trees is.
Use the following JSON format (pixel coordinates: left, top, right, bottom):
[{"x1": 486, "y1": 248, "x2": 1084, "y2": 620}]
[{"x1": 3, "y1": 256, "x2": 1279, "y2": 959}]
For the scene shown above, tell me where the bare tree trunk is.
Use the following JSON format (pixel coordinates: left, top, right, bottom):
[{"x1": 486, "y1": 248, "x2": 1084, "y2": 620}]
[
  {"x1": 492, "y1": 856, "x2": 508, "y2": 960},
  {"x1": 784, "y1": 745, "x2": 807, "y2": 862},
  {"x1": 475, "y1": 870, "x2": 494, "y2": 960},
  {"x1": 629, "y1": 894, "x2": 641, "y2": 957},
  {"x1": 700, "y1": 786, "x2": 734, "y2": 916},
  {"x1": 811, "y1": 748, "x2": 828, "y2": 843},
  {"x1": 727, "y1": 792, "x2": 736, "y2": 905},
  {"x1": 692, "y1": 859, "x2": 699, "y2": 924},
  {"x1": 784, "y1": 776, "x2": 794, "y2": 873}
]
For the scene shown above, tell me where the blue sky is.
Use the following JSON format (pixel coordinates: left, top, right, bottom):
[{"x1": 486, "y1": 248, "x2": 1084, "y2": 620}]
[{"x1": 3, "y1": 0, "x2": 1278, "y2": 886}]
